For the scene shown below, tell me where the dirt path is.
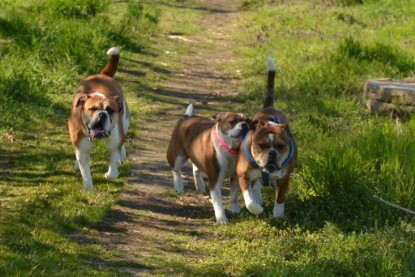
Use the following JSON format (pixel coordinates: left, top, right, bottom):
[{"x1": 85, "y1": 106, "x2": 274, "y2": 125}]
[{"x1": 94, "y1": 1, "x2": 243, "y2": 275}]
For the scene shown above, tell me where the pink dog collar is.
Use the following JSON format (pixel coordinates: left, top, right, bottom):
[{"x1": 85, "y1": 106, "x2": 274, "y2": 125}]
[{"x1": 212, "y1": 127, "x2": 239, "y2": 155}]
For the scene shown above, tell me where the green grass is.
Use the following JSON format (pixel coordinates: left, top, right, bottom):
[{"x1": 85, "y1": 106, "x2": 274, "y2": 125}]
[
  {"x1": 1, "y1": 0, "x2": 415, "y2": 276},
  {"x1": 0, "y1": 0, "x2": 159, "y2": 275},
  {"x1": 233, "y1": 0, "x2": 415, "y2": 211},
  {"x1": 153, "y1": 0, "x2": 415, "y2": 275},
  {"x1": 185, "y1": 0, "x2": 414, "y2": 275}
]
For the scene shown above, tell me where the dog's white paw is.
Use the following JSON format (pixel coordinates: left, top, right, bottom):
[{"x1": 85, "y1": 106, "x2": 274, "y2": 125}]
[
  {"x1": 246, "y1": 201, "x2": 264, "y2": 215},
  {"x1": 273, "y1": 202, "x2": 285, "y2": 218},
  {"x1": 243, "y1": 190, "x2": 263, "y2": 215},
  {"x1": 172, "y1": 170, "x2": 184, "y2": 194},
  {"x1": 216, "y1": 216, "x2": 228, "y2": 225},
  {"x1": 83, "y1": 180, "x2": 93, "y2": 191},
  {"x1": 174, "y1": 182, "x2": 184, "y2": 194},
  {"x1": 105, "y1": 170, "x2": 119, "y2": 180}
]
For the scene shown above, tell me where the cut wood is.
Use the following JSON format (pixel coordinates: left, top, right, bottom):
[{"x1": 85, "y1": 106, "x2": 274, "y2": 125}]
[{"x1": 364, "y1": 79, "x2": 415, "y2": 116}]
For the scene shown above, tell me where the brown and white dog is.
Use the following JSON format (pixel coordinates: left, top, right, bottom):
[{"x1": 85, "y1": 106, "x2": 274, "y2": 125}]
[
  {"x1": 68, "y1": 47, "x2": 129, "y2": 190},
  {"x1": 236, "y1": 57, "x2": 297, "y2": 218},
  {"x1": 167, "y1": 104, "x2": 250, "y2": 224}
]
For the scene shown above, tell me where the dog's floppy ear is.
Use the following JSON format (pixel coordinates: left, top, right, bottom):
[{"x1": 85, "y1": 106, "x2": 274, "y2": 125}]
[
  {"x1": 112, "y1": 96, "x2": 123, "y2": 111},
  {"x1": 278, "y1": 123, "x2": 287, "y2": 131},
  {"x1": 239, "y1": 113, "x2": 251, "y2": 122},
  {"x1": 75, "y1": 94, "x2": 88, "y2": 107},
  {"x1": 250, "y1": 119, "x2": 266, "y2": 130},
  {"x1": 213, "y1": 112, "x2": 228, "y2": 122}
]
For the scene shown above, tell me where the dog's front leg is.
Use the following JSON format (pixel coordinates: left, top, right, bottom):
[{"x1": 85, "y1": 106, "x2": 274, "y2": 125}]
[
  {"x1": 209, "y1": 171, "x2": 228, "y2": 224},
  {"x1": 250, "y1": 179, "x2": 263, "y2": 205},
  {"x1": 210, "y1": 184, "x2": 227, "y2": 224},
  {"x1": 105, "y1": 130, "x2": 123, "y2": 180},
  {"x1": 239, "y1": 177, "x2": 263, "y2": 215},
  {"x1": 192, "y1": 163, "x2": 206, "y2": 193},
  {"x1": 273, "y1": 177, "x2": 289, "y2": 218},
  {"x1": 120, "y1": 144, "x2": 127, "y2": 163},
  {"x1": 171, "y1": 155, "x2": 187, "y2": 194},
  {"x1": 105, "y1": 149, "x2": 121, "y2": 180},
  {"x1": 75, "y1": 137, "x2": 93, "y2": 190},
  {"x1": 229, "y1": 176, "x2": 240, "y2": 214}
]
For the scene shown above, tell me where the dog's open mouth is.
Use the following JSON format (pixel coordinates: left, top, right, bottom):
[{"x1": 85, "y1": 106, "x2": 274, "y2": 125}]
[
  {"x1": 89, "y1": 128, "x2": 110, "y2": 140},
  {"x1": 265, "y1": 163, "x2": 278, "y2": 173}
]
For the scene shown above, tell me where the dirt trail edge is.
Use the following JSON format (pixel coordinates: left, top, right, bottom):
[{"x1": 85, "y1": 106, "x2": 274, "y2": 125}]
[{"x1": 94, "y1": 1, "x2": 243, "y2": 275}]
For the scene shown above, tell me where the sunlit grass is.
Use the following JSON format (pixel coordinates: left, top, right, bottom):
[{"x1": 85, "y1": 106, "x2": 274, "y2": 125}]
[{"x1": 0, "y1": 0, "x2": 159, "y2": 275}]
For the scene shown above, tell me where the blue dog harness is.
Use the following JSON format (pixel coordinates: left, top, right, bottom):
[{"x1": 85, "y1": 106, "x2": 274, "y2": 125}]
[{"x1": 243, "y1": 117, "x2": 295, "y2": 186}]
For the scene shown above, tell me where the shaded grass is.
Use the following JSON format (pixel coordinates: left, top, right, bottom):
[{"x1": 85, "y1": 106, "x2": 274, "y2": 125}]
[{"x1": 0, "y1": 0, "x2": 160, "y2": 275}]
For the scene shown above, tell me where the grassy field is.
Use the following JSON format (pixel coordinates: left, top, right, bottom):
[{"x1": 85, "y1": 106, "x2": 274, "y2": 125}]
[
  {"x1": 0, "y1": 0, "x2": 414, "y2": 276},
  {"x1": 210, "y1": 0, "x2": 415, "y2": 275},
  {"x1": 0, "y1": 0, "x2": 160, "y2": 275}
]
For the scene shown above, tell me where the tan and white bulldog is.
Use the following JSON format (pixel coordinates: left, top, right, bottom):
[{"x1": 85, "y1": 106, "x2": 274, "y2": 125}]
[
  {"x1": 236, "y1": 57, "x2": 297, "y2": 218},
  {"x1": 68, "y1": 47, "x2": 129, "y2": 190},
  {"x1": 167, "y1": 104, "x2": 250, "y2": 224}
]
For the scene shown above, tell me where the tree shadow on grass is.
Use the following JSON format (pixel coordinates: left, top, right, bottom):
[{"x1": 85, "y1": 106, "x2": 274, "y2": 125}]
[
  {"x1": 259, "y1": 184, "x2": 406, "y2": 234},
  {"x1": 155, "y1": 0, "x2": 240, "y2": 14},
  {"x1": 0, "y1": 148, "x2": 74, "y2": 186},
  {"x1": 0, "y1": 220, "x2": 151, "y2": 275}
]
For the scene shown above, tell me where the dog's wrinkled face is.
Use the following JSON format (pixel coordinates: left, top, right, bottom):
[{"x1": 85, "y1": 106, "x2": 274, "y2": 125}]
[
  {"x1": 214, "y1": 112, "x2": 250, "y2": 149},
  {"x1": 251, "y1": 121, "x2": 291, "y2": 173},
  {"x1": 76, "y1": 93, "x2": 121, "y2": 141}
]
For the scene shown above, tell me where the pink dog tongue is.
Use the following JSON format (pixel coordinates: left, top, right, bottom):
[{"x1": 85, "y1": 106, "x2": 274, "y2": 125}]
[{"x1": 90, "y1": 128, "x2": 104, "y2": 138}]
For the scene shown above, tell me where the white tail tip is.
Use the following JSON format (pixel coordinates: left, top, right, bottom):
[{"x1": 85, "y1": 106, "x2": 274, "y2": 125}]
[
  {"x1": 267, "y1": 56, "x2": 276, "y2": 72},
  {"x1": 184, "y1": 104, "x2": 193, "y2": 116},
  {"x1": 107, "y1": 47, "x2": 120, "y2": 56}
]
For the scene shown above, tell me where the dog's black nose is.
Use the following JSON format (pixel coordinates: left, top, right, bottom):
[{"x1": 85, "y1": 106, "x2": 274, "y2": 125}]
[
  {"x1": 97, "y1": 112, "x2": 107, "y2": 122},
  {"x1": 268, "y1": 149, "x2": 278, "y2": 161}
]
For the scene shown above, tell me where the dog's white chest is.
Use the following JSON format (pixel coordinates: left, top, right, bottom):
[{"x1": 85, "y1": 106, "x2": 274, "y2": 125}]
[
  {"x1": 269, "y1": 168, "x2": 287, "y2": 180},
  {"x1": 247, "y1": 168, "x2": 287, "y2": 182}
]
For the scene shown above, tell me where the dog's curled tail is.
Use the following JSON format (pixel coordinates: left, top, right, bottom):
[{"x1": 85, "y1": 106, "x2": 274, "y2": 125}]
[
  {"x1": 184, "y1": 104, "x2": 193, "y2": 117},
  {"x1": 263, "y1": 56, "x2": 276, "y2": 109},
  {"x1": 101, "y1": 47, "x2": 120, "y2": 78}
]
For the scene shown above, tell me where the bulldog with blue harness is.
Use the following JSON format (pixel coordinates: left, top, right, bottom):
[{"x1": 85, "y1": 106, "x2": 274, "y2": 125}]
[{"x1": 236, "y1": 57, "x2": 297, "y2": 219}]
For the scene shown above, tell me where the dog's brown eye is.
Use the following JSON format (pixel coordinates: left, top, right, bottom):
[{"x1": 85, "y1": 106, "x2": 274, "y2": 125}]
[
  {"x1": 259, "y1": 143, "x2": 268, "y2": 149},
  {"x1": 88, "y1": 107, "x2": 98, "y2": 112},
  {"x1": 229, "y1": 119, "x2": 237, "y2": 125},
  {"x1": 275, "y1": 143, "x2": 285, "y2": 150},
  {"x1": 106, "y1": 107, "x2": 114, "y2": 114}
]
